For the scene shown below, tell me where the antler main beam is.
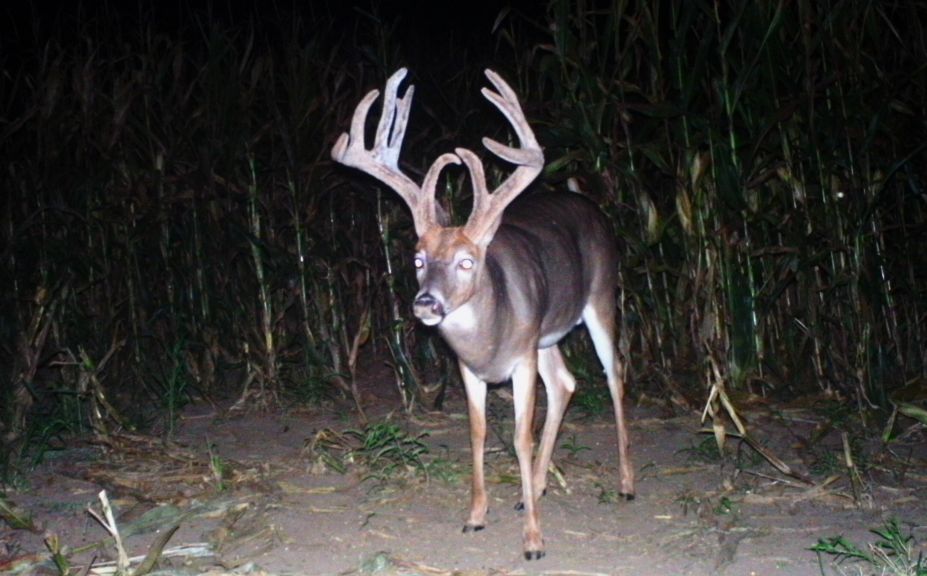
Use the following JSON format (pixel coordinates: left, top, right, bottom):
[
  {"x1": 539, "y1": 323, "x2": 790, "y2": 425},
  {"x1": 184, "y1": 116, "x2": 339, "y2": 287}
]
[
  {"x1": 460, "y1": 70, "x2": 545, "y2": 242},
  {"x1": 331, "y1": 68, "x2": 457, "y2": 236}
]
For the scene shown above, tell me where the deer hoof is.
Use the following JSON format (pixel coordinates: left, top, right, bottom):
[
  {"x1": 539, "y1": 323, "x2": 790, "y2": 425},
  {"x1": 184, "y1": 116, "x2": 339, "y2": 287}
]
[
  {"x1": 462, "y1": 523, "x2": 485, "y2": 533},
  {"x1": 618, "y1": 491, "x2": 636, "y2": 501},
  {"x1": 515, "y1": 489, "x2": 547, "y2": 511},
  {"x1": 524, "y1": 549, "x2": 546, "y2": 560}
]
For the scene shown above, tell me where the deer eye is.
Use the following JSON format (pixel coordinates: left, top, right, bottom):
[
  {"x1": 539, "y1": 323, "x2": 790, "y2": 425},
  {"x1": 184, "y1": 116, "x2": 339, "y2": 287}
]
[
  {"x1": 458, "y1": 258, "x2": 474, "y2": 271},
  {"x1": 413, "y1": 257, "x2": 425, "y2": 270}
]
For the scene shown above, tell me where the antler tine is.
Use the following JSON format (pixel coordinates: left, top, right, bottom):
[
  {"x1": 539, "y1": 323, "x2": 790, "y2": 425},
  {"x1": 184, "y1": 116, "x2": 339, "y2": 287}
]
[
  {"x1": 461, "y1": 69, "x2": 544, "y2": 243},
  {"x1": 331, "y1": 68, "x2": 450, "y2": 236},
  {"x1": 421, "y1": 152, "x2": 461, "y2": 230},
  {"x1": 374, "y1": 69, "x2": 413, "y2": 170},
  {"x1": 480, "y1": 69, "x2": 543, "y2": 167},
  {"x1": 456, "y1": 148, "x2": 492, "y2": 231}
]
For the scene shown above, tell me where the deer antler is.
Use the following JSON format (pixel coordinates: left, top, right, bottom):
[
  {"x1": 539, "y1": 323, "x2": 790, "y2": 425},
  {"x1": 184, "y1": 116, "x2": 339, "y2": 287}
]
[
  {"x1": 458, "y1": 69, "x2": 545, "y2": 244},
  {"x1": 331, "y1": 68, "x2": 458, "y2": 237}
]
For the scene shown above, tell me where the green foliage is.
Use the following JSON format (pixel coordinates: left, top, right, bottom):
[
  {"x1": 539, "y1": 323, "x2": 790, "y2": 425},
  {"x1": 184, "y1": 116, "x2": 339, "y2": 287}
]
[
  {"x1": 44, "y1": 533, "x2": 70, "y2": 575},
  {"x1": 560, "y1": 433, "x2": 591, "y2": 458},
  {"x1": 572, "y1": 384, "x2": 612, "y2": 418},
  {"x1": 207, "y1": 442, "x2": 229, "y2": 492},
  {"x1": 713, "y1": 495, "x2": 737, "y2": 516},
  {"x1": 0, "y1": 492, "x2": 37, "y2": 531},
  {"x1": 421, "y1": 453, "x2": 465, "y2": 485},
  {"x1": 311, "y1": 422, "x2": 461, "y2": 484},
  {"x1": 678, "y1": 437, "x2": 726, "y2": 464},
  {"x1": 808, "y1": 449, "x2": 844, "y2": 478},
  {"x1": 161, "y1": 338, "x2": 192, "y2": 438},
  {"x1": 811, "y1": 518, "x2": 926, "y2": 576},
  {"x1": 809, "y1": 435, "x2": 868, "y2": 479},
  {"x1": 595, "y1": 482, "x2": 620, "y2": 505},
  {"x1": 343, "y1": 423, "x2": 431, "y2": 481},
  {"x1": 677, "y1": 435, "x2": 764, "y2": 473},
  {"x1": 675, "y1": 492, "x2": 704, "y2": 517}
]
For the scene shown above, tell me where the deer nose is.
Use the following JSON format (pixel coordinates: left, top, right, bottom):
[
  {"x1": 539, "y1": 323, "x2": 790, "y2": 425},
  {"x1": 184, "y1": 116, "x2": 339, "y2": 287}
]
[{"x1": 413, "y1": 292, "x2": 445, "y2": 318}]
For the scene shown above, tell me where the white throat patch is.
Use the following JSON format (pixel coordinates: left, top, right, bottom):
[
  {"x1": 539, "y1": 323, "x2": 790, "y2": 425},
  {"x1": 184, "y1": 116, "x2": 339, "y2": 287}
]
[{"x1": 441, "y1": 303, "x2": 478, "y2": 332}]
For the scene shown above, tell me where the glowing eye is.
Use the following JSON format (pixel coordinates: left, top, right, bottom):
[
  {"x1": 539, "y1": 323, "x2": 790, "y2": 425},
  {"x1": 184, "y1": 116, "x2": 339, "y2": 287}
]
[
  {"x1": 459, "y1": 258, "x2": 474, "y2": 270},
  {"x1": 414, "y1": 257, "x2": 425, "y2": 269}
]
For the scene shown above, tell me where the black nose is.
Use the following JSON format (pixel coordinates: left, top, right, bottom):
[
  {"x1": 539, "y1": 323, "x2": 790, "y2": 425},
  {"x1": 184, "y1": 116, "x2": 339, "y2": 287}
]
[{"x1": 413, "y1": 293, "x2": 444, "y2": 316}]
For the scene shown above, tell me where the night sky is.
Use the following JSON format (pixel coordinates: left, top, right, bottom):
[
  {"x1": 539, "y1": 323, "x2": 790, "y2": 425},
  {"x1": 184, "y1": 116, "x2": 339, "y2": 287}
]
[{"x1": 2, "y1": 1, "x2": 544, "y2": 66}]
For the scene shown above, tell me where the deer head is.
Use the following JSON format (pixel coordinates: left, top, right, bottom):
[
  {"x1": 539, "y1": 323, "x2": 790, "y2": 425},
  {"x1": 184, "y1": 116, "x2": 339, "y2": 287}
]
[{"x1": 331, "y1": 68, "x2": 544, "y2": 327}]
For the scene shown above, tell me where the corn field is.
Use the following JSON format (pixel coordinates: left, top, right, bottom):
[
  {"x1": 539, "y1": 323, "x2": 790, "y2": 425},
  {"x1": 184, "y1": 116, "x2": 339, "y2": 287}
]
[{"x1": 2, "y1": 1, "x2": 925, "y2": 475}]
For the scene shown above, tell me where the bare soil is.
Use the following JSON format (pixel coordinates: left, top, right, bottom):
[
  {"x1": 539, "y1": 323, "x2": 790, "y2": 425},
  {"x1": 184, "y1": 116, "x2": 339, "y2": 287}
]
[{"x1": 3, "y1": 375, "x2": 926, "y2": 576}]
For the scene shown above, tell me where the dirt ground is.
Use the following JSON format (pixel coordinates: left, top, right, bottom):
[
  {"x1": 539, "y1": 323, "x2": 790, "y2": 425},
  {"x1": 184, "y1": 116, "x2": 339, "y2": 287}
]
[{"x1": 3, "y1": 373, "x2": 926, "y2": 576}]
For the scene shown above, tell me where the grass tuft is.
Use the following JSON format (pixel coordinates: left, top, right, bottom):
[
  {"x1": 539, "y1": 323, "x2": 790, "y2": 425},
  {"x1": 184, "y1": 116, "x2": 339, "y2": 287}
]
[{"x1": 811, "y1": 518, "x2": 926, "y2": 576}]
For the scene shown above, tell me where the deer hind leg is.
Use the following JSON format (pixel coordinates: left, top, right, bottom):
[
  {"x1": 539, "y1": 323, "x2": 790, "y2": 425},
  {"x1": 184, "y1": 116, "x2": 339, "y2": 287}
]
[
  {"x1": 533, "y1": 345, "x2": 575, "y2": 498},
  {"x1": 582, "y1": 302, "x2": 635, "y2": 498},
  {"x1": 459, "y1": 362, "x2": 489, "y2": 531}
]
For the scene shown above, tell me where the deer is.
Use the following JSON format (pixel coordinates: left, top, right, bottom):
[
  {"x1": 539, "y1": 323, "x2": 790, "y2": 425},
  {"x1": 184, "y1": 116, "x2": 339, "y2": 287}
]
[{"x1": 331, "y1": 68, "x2": 634, "y2": 560}]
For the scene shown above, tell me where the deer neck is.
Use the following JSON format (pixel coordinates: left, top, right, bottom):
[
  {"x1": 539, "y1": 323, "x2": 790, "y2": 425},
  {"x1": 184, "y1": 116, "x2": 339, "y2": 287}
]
[{"x1": 438, "y1": 243, "x2": 536, "y2": 383}]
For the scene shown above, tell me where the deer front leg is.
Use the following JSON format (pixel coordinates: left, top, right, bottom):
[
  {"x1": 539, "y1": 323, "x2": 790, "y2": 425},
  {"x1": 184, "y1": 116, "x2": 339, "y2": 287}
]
[
  {"x1": 512, "y1": 355, "x2": 544, "y2": 559},
  {"x1": 460, "y1": 362, "x2": 488, "y2": 532}
]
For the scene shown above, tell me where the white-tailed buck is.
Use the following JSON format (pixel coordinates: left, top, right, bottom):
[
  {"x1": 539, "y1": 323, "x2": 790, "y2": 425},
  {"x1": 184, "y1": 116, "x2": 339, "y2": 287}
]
[{"x1": 331, "y1": 68, "x2": 633, "y2": 560}]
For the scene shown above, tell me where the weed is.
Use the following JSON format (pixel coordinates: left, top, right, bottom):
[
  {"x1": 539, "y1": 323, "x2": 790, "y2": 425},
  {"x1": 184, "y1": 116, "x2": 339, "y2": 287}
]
[
  {"x1": 21, "y1": 388, "x2": 88, "y2": 470},
  {"x1": 290, "y1": 369, "x2": 331, "y2": 406},
  {"x1": 814, "y1": 400, "x2": 857, "y2": 431},
  {"x1": 713, "y1": 496, "x2": 737, "y2": 516},
  {"x1": 678, "y1": 437, "x2": 725, "y2": 464},
  {"x1": 676, "y1": 493, "x2": 704, "y2": 517},
  {"x1": 0, "y1": 493, "x2": 36, "y2": 530},
  {"x1": 733, "y1": 439, "x2": 766, "y2": 471},
  {"x1": 423, "y1": 455, "x2": 464, "y2": 485},
  {"x1": 493, "y1": 472, "x2": 520, "y2": 486},
  {"x1": 343, "y1": 423, "x2": 430, "y2": 481},
  {"x1": 206, "y1": 442, "x2": 228, "y2": 492},
  {"x1": 595, "y1": 482, "x2": 620, "y2": 504},
  {"x1": 811, "y1": 518, "x2": 925, "y2": 576},
  {"x1": 162, "y1": 338, "x2": 191, "y2": 438},
  {"x1": 560, "y1": 433, "x2": 591, "y2": 458},
  {"x1": 810, "y1": 450, "x2": 844, "y2": 477},
  {"x1": 572, "y1": 383, "x2": 612, "y2": 418},
  {"x1": 677, "y1": 436, "x2": 765, "y2": 474},
  {"x1": 638, "y1": 461, "x2": 658, "y2": 482},
  {"x1": 44, "y1": 533, "x2": 70, "y2": 575},
  {"x1": 809, "y1": 435, "x2": 868, "y2": 478}
]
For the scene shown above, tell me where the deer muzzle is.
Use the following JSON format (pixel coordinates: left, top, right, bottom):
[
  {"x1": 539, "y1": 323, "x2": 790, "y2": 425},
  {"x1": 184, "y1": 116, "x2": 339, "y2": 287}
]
[{"x1": 412, "y1": 292, "x2": 445, "y2": 326}]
